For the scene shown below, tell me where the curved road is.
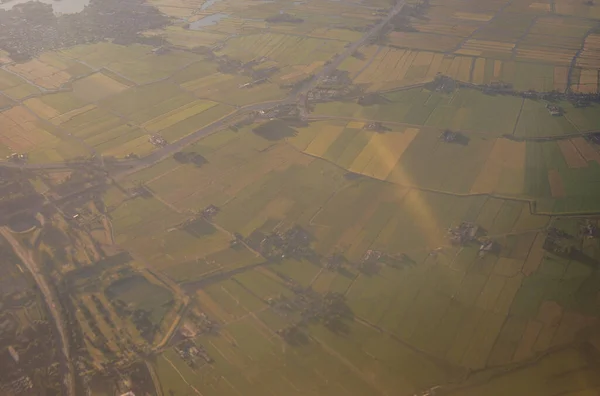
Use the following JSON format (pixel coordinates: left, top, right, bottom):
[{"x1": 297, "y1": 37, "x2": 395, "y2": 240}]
[
  {"x1": 1, "y1": 1, "x2": 406, "y2": 174},
  {"x1": 0, "y1": 227, "x2": 76, "y2": 396},
  {"x1": 0, "y1": 4, "x2": 407, "y2": 395}
]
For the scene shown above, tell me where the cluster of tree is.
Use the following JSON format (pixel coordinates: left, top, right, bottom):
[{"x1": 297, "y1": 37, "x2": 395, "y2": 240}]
[
  {"x1": 173, "y1": 151, "x2": 208, "y2": 167},
  {"x1": 0, "y1": 0, "x2": 169, "y2": 60},
  {"x1": 265, "y1": 13, "x2": 304, "y2": 23},
  {"x1": 275, "y1": 291, "x2": 355, "y2": 346}
]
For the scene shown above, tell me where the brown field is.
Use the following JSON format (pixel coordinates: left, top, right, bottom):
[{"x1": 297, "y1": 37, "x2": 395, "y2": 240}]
[
  {"x1": 576, "y1": 34, "x2": 600, "y2": 69},
  {"x1": 471, "y1": 139, "x2": 526, "y2": 194},
  {"x1": 7, "y1": 59, "x2": 71, "y2": 89},
  {"x1": 573, "y1": 68, "x2": 599, "y2": 93},
  {"x1": 512, "y1": 320, "x2": 543, "y2": 362},
  {"x1": 551, "y1": 312, "x2": 599, "y2": 347},
  {"x1": 0, "y1": 106, "x2": 57, "y2": 151},
  {"x1": 571, "y1": 137, "x2": 600, "y2": 164},
  {"x1": 547, "y1": 169, "x2": 566, "y2": 198},
  {"x1": 472, "y1": 58, "x2": 486, "y2": 84},
  {"x1": 553, "y1": 66, "x2": 569, "y2": 91},
  {"x1": 304, "y1": 125, "x2": 345, "y2": 157},
  {"x1": 533, "y1": 300, "x2": 563, "y2": 352},
  {"x1": 494, "y1": 60, "x2": 502, "y2": 78},
  {"x1": 557, "y1": 139, "x2": 588, "y2": 168},
  {"x1": 522, "y1": 233, "x2": 545, "y2": 276}
]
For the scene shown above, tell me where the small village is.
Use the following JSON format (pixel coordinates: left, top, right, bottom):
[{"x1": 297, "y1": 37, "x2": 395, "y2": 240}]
[{"x1": 0, "y1": 0, "x2": 168, "y2": 60}]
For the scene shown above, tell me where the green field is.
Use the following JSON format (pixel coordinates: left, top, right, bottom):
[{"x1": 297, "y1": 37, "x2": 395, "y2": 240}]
[{"x1": 4, "y1": 0, "x2": 600, "y2": 392}]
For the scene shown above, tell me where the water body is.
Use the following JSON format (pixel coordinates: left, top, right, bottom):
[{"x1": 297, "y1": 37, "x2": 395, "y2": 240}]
[
  {"x1": 189, "y1": 12, "x2": 228, "y2": 29},
  {"x1": 0, "y1": 0, "x2": 89, "y2": 14},
  {"x1": 199, "y1": 0, "x2": 220, "y2": 11}
]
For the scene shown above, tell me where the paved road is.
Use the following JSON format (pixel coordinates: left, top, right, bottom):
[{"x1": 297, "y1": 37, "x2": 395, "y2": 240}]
[
  {"x1": 0, "y1": 2, "x2": 406, "y2": 174},
  {"x1": 0, "y1": 5, "x2": 407, "y2": 393},
  {"x1": 0, "y1": 227, "x2": 76, "y2": 396}
]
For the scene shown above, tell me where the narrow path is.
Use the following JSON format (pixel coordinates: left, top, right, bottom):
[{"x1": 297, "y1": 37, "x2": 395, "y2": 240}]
[
  {"x1": 352, "y1": 45, "x2": 384, "y2": 80},
  {"x1": 145, "y1": 361, "x2": 164, "y2": 396},
  {"x1": 163, "y1": 355, "x2": 205, "y2": 396}
]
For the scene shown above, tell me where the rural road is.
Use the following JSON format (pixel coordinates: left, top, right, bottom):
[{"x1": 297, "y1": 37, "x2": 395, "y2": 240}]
[
  {"x1": 0, "y1": 226, "x2": 76, "y2": 396},
  {"x1": 0, "y1": 4, "x2": 407, "y2": 393},
  {"x1": 0, "y1": 1, "x2": 407, "y2": 174}
]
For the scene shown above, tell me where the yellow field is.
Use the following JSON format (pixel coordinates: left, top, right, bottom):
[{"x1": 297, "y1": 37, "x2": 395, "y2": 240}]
[
  {"x1": 72, "y1": 72, "x2": 129, "y2": 102},
  {"x1": 7, "y1": 59, "x2": 71, "y2": 89},
  {"x1": 557, "y1": 140, "x2": 588, "y2": 168},
  {"x1": 453, "y1": 12, "x2": 493, "y2": 21},
  {"x1": 494, "y1": 60, "x2": 502, "y2": 78},
  {"x1": 180, "y1": 72, "x2": 232, "y2": 93},
  {"x1": 304, "y1": 125, "x2": 345, "y2": 157},
  {"x1": 23, "y1": 98, "x2": 61, "y2": 119},
  {"x1": 471, "y1": 139, "x2": 526, "y2": 195},
  {"x1": 472, "y1": 58, "x2": 486, "y2": 84},
  {"x1": 530, "y1": 2, "x2": 551, "y2": 11},
  {"x1": 146, "y1": 0, "x2": 204, "y2": 17},
  {"x1": 219, "y1": 33, "x2": 347, "y2": 67},
  {"x1": 0, "y1": 106, "x2": 58, "y2": 152},
  {"x1": 354, "y1": 49, "x2": 478, "y2": 89},
  {"x1": 103, "y1": 135, "x2": 155, "y2": 158},
  {"x1": 571, "y1": 137, "x2": 600, "y2": 164},
  {"x1": 49, "y1": 104, "x2": 97, "y2": 126},
  {"x1": 577, "y1": 34, "x2": 600, "y2": 69},
  {"x1": 279, "y1": 61, "x2": 325, "y2": 81},
  {"x1": 142, "y1": 100, "x2": 218, "y2": 132},
  {"x1": 515, "y1": 47, "x2": 574, "y2": 65},
  {"x1": 387, "y1": 31, "x2": 464, "y2": 52},
  {"x1": 346, "y1": 121, "x2": 365, "y2": 129},
  {"x1": 456, "y1": 40, "x2": 514, "y2": 57},
  {"x1": 348, "y1": 128, "x2": 420, "y2": 181}
]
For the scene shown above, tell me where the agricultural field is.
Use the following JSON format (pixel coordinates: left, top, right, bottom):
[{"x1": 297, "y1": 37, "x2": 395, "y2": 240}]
[
  {"x1": 0, "y1": 104, "x2": 89, "y2": 162},
  {"x1": 218, "y1": 33, "x2": 348, "y2": 67},
  {"x1": 5, "y1": 52, "x2": 92, "y2": 89},
  {"x1": 1, "y1": 0, "x2": 600, "y2": 394},
  {"x1": 134, "y1": 122, "x2": 600, "y2": 394}
]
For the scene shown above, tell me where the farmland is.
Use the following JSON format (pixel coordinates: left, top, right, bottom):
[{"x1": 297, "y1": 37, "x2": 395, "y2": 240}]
[
  {"x1": 1, "y1": 0, "x2": 600, "y2": 393},
  {"x1": 114, "y1": 122, "x2": 600, "y2": 396},
  {"x1": 97, "y1": 119, "x2": 600, "y2": 395}
]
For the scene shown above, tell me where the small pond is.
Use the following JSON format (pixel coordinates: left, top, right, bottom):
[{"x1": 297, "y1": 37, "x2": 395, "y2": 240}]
[{"x1": 189, "y1": 12, "x2": 229, "y2": 29}]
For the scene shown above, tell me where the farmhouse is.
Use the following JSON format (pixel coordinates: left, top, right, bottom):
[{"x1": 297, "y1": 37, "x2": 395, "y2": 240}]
[
  {"x1": 478, "y1": 240, "x2": 494, "y2": 258},
  {"x1": 151, "y1": 46, "x2": 170, "y2": 55},
  {"x1": 583, "y1": 223, "x2": 598, "y2": 239},
  {"x1": 448, "y1": 222, "x2": 480, "y2": 245},
  {"x1": 6, "y1": 153, "x2": 28, "y2": 162},
  {"x1": 365, "y1": 122, "x2": 384, "y2": 131},
  {"x1": 148, "y1": 135, "x2": 167, "y2": 147},
  {"x1": 546, "y1": 104, "x2": 563, "y2": 116},
  {"x1": 202, "y1": 204, "x2": 219, "y2": 218},
  {"x1": 440, "y1": 129, "x2": 459, "y2": 143}
]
